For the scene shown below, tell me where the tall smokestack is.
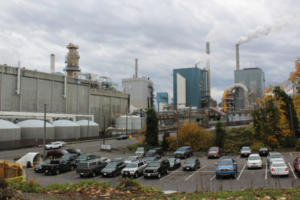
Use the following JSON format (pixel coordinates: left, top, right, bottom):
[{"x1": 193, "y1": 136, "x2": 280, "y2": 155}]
[
  {"x1": 235, "y1": 44, "x2": 240, "y2": 70},
  {"x1": 206, "y1": 41, "x2": 210, "y2": 99},
  {"x1": 50, "y1": 54, "x2": 55, "y2": 73},
  {"x1": 135, "y1": 58, "x2": 138, "y2": 78}
]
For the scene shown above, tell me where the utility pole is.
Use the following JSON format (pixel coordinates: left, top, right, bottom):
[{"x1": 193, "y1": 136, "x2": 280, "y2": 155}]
[
  {"x1": 103, "y1": 115, "x2": 106, "y2": 145},
  {"x1": 189, "y1": 104, "x2": 192, "y2": 123},
  {"x1": 43, "y1": 104, "x2": 47, "y2": 160}
]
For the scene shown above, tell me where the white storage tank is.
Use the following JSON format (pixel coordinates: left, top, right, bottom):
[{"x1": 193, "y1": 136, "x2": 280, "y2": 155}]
[
  {"x1": 0, "y1": 119, "x2": 21, "y2": 150},
  {"x1": 52, "y1": 120, "x2": 80, "y2": 141},
  {"x1": 76, "y1": 120, "x2": 99, "y2": 139},
  {"x1": 16, "y1": 119, "x2": 55, "y2": 147}
]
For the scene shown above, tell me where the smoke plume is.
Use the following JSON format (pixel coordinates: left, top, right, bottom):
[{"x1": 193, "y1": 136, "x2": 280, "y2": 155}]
[{"x1": 238, "y1": 22, "x2": 286, "y2": 45}]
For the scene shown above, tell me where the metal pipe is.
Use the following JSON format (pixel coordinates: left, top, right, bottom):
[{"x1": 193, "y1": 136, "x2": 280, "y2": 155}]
[
  {"x1": 135, "y1": 58, "x2": 138, "y2": 78},
  {"x1": 236, "y1": 44, "x2": 240, "y2": 70},
  {"x1": 17, "y1": 61, "x2": 21, "y2": 95},
  {"x1": 50, "y1": 54, "x2": 55, "y2": 73},
  {"x1": 64, "y1": 74, "x2": 67, "y2": 99}
]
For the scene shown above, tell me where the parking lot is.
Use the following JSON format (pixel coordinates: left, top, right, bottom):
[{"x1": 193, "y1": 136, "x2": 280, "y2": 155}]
[{"x1": 2, "y1": 139, "x2": 300, "y2": 193}]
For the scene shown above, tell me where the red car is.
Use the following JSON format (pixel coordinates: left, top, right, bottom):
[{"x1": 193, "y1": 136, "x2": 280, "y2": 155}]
[
  {"x1": 293, "y1": 157, "x2": 300, "y2": 175},
  {"x1": 208, "y1": 146, "x2": 221, "y2": 159}
]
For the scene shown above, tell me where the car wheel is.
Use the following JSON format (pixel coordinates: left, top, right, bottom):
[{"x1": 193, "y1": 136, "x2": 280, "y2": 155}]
[
  {"x1": 56, "y1": 169, "x2": 60, "y2": 175},
  {"x1": 165, "y1": 170, "x2": 168, "y2": 175},
  {"x1": 70, "y1": 166, "x2": 74, "y2": 171},
  {"x1": 157, "y1": 173, "x2": 161, "y2": 179},
  {"x1": 232, "y1": 172, "x2": 236, "y2": 179},
  {"x1": 92, "y1": 172, "x2": 96, "y2": 177},
  {"x1": 134, "y1": 173, "x2": 138, "y2": 178}
]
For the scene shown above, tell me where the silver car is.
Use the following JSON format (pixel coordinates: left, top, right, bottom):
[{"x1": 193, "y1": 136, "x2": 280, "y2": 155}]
[
  {"x1": 267, "y1": 152, "x2": 283, "y2": 165},
  {"x1": 247, "y1": 154, "x2": 262, "y2": 169},
  {"x1": 121, "y1": 161, "x2": 147, "y2": 178},
  {"x1": 269, "y1": 162, "x2": 289, "y2": 177}
]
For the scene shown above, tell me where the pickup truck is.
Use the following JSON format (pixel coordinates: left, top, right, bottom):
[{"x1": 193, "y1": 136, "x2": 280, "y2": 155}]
[{"x1": 42, "y1": 154, "x2": 77, "y2": 175}]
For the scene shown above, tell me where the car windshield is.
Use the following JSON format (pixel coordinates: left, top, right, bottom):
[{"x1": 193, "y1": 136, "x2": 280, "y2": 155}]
[
  {"x1": 272, "y1": 163, "x2": 286, "y2": 167},
  {"x1": 241, "y1": 147, "x2": 250, "y2": 150},
  {"x1": 209, "y1": 147, "x2": 218, "y2": 151},
  {"x1": 50, "y1": 160, "x2": 60, "y2": 164},
  {"x1": 77, "y1": 155, "x2": 88, "y2": 160},
  {"x1": 249, "y1": 156, "x2": 260, "y2": 160},
  {"x1": 148, "y1": 162, "x2": 160, "y2": 167},
  {"x1": 126, "y1": 163, "x2": 138, "y2": 168},
  {"x1": 270, "y1": 153, "x2": 281, "y2": 158},
  {"x1": 136, "y1": 147, "x2": 144, "y2": 151},
  {"x1": 186, "y1": 159, "x2": 195, "y2": 163},
  {"x1": 260, "y1": 148, "x2": 268, "y2": 151},
  {"x1": 77, "y1": 163, "x2": 89, "y2": 168},
  {"x1": 168, "y1": 158, "x2": 175, "y2": 163},
  {"x1": 106, "y1": 162, "x2": 118, "y2": 168},
  {"x1": 218, "y1": 159, "x2": 233, "y2": 165},
  {"x1": 126, "y1": 156, "x2": 136, "y2": 161}
]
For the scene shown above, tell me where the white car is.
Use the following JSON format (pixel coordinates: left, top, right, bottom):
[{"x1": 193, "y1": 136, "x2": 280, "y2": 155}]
[
  {"x1": 267, "y1": 152, "x2": 283, "y2": 165},
  {"x1": 247, "y1": 154, "x2": 262, "y2": 169},
  {"x1": 45, "y1": 141, "x2": 64, "y2": 150},
  {"x1": 124, "y1": 156, "x2": 139, "y2": 165},
  {"x1": 121, "y1": 160, "x2": 148, "y2": 178},
  {"x1": 270, "y1": 162, "x2": 289, "y2": 176},
  {"x1": 240, "y1": 146, "x2": 251, "y2": 157}
]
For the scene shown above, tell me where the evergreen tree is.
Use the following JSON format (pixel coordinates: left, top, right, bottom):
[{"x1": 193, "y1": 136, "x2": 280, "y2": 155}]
[
  {"x1": 162, "y1": 132, "x2": 170, "y2": 151},
  {"x1": 215, "y1": 121, "x2": 226, "y2": 148},
  {"x1": 145, "y1": 108, "x2": 159, "y2": 146}
]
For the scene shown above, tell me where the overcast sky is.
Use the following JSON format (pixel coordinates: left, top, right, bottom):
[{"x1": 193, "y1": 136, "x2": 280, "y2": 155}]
[{"x1": 0, "y1": 0, "x2": 299, "y2": 103}]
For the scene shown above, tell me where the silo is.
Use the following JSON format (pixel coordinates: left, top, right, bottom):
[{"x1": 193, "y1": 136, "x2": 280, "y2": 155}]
[
  {"x1": 0, "y1": 119, "x2": 21, "y2": 150},
  {"x1": 131, "y1": 115, "x2": 142, "y2": 130},
  {"x1": 76, "y1": 120, "x2": 99, "y2": 139},
  {"x1": 16, "y1": 119, "x2": 55, "y2": 147},
  {"x1": 52, "y1": 120, "x2": 80, "y2": 141}
]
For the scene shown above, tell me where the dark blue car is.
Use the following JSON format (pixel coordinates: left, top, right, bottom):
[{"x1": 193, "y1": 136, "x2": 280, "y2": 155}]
[{"x1": 216, "y1": 158, "x2": 237, "y2": 179}]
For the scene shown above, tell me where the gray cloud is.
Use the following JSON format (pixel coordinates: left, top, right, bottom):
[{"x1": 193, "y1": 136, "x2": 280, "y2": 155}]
[{"x1": 0, "y1": 0, "x2": 299, "y2": 103}]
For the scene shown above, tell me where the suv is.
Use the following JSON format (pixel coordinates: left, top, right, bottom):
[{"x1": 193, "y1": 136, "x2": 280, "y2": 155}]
[
  {"x1": 145, "y1": 148, "x2": 163, "y2": 158},
  {"x1": 174, "y1": 146, "x2": 193, "y2": 159},
  {"x1": 121, "y1": 160, "x2": 148, "y2": 178},
  {"x1": 143, "y1": 159, "x2": 170, "y2": 179},
  {"x1": 216, "y1": 158, "x2": 237, "y2": 179},
  {"x1": 240, "y1": 146, "x2": 251, "y2": 157},
  {"x1": 135, "y1": 147, "x2": 145, "y2": 158},
  {"x1": 76, "y1": 159, "x2": 107, "y2": 177}
]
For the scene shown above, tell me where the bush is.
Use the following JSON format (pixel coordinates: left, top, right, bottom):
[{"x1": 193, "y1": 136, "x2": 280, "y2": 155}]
[
  {"x1": 116, "y1": 178, "x2": 142, "y2": 191},
  {"x1": 296, "y1": 138, "x2": 300, "y2": 151},
  {"x1": 8, "y1": 179, "x2": 43, "y2": 193},
  {"x1": 250, "y1": 142, "x2": 266, "y2": 151}
]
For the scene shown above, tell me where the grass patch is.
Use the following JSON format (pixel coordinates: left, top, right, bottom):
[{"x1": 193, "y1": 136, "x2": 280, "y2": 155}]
[{"x1": 7, "y1": 178, "x2": 43, "y2": 193}]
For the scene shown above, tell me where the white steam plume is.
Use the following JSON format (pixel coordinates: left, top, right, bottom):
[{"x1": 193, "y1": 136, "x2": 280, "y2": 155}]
[{"x1": 238, "y1": 22, "x2": 286, "y2": 45}]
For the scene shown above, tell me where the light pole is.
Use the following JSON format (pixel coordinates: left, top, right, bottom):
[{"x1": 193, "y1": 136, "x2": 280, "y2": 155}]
[{"x1": 43, "y1": 104, "x2": 47, "y2": 160}]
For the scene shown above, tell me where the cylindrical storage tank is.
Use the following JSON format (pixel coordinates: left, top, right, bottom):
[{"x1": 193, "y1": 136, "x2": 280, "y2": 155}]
[
  {"x1": 131, "y1": 116, "x2": 142, "y2": 130},
  {"x1": 52, "y1": 120, "x2": 80, "y2": 141},
  {"x1": 0, "y1": 120, "x2": 21, "y2": 150},
  {"x1": 76, "y1": 120, "x2": 99, "y2": 139},
  {"x1": 16, "y1": 119, "x2": 55, "y2": 147}
]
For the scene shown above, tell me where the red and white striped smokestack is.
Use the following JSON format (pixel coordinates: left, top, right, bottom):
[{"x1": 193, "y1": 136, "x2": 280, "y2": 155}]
[{"x1": 236, "y1": 44, "x2": 240, "y2": 70}]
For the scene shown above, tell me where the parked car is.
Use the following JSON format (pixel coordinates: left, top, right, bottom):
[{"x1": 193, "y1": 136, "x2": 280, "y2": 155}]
[
  {"x1": 240, "y1": 146, "x2": 251, "y2": 157},
  {"x1": 145, "y1": 148, "x2": 163, "y2": 158},
  {"x1": 143, "y1": 159, "x2": 170, "y2": 179},
  {"x1": 247, "y1": 154, "x2": 262, "y2": 169},
  {"x1": 34, "y1": 161, "x2": 48, "y2": 173},
  {"x1": 124, "y1": 156, "x2": 139, "y2": 165},
  {"x1": 66, "y1": 148, "x2": 82, "y2": 156},
  {"x1": 293, "y1": 157, "x2": 300, "y2": 176},
  {"x1": 267, "y1": 152, "x2": 283, "y2": 165},
  {"x1": 117, "y1": 134, "x2": 128, "y2": 140},
  {"x1": 45, "y1": 142, "x2": 64, "y2": 150},
  {"x1": 259, "y1": 147, "x2": 269, "y2": 157},
  {"x1": 142, "y1": 156, "x2": 160, "y2": 164},
  {"x1": 173, "y1": 146, "x2": 193, "y2": 159},
  {"x1": 168, "y1": 158, "x2": 181, "y2": 170},
  {"x1": 183, "y1": 158, "x2": 200, "y2": 171},
  {"x1": 208, "y1": 146, "x2": 221, "y2": 159},
  {"x1": 270, "y1": 161, "x2": 289, "y2": 177},
  {"x1": 216, "y1": 158, "x2": 238, "y2": 179},
  {"x1": 101, "y1": 160, "x2": 126, "y2": 177},
  {"x1": 75, "y1": 154, "x2": 100, "y2": 166},
  {"x1": 42, "y1": 154, "x2": 77, "y2": 175},
  {"x1": 46, "y1": 149, "x2": 69, "y2": 159},
  {"x1": 121, "y1": 160, "x2": 148, "y2": 178},
  {"x1": 76, "y1": 159, "x2": 107, "y2": 177},
  {"x1": 135, "y1": 147, "x2": 145, "y2": 158},
  {"x1": 100, "y1": 157, "x2": 111, "y2": 164}
]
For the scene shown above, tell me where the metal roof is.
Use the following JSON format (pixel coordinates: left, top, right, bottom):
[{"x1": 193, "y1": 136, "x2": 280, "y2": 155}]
[
  {"x1": 52, "y1": 120, "x2": 80, "y2": 127},
  {"x1": 16, "y1": 119, "x2": 54, "y2": 128},
  {"x1": 0, "y1": 119, "x2": 20, "y2": 129},
  {"x1": 76, "y1": 120, "x2": 99, "y2": 126}
]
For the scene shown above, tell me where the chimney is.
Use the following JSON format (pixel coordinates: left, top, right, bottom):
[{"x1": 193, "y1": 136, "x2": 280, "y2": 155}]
[
  {"x1": 206, "y1": 41, "x2": 210, "y2": 98},
  {"x1": 50, "y1": 54, "x2": 55, "y2": 73},
  {"x1": 236, "y1": 44, "x2": 240, "y2": 70},
  {"x1": 135, "y1": 58, "x2": 138, "y2": 78}
]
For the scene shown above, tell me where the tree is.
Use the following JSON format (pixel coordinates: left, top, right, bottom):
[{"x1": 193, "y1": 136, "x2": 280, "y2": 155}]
[
  {"x1": 215, "y1": 121, "x2": 226, "y2": 148},
  {"x1": 161, "y1": 132, "x2": 170, "y2": 151},
  {"x1": 168, "y1": 122, "x2": 213, "y2": 151},
  {"x1": 145, "y1": 108, "x2": 159, "y2": 146},
  {"x1": 274, "y1": 86, "x2": 300, "y2": 137}
]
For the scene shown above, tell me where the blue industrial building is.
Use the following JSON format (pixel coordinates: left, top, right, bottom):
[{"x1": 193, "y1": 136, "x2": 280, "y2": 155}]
[
  {"x1": 157, "y1": 92, "x2": 169, "y2": 103},
  {"x1": 173, "y1": 67, "x2": 208, "y2": 109}
]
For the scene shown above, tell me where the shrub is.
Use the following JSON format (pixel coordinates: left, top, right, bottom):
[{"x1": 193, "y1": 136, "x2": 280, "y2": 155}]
[
  {"x1": 250, "y1": 142, "x2": 266, "y2": 151},
  {"x1": 116, "y1": 178, "x2": 142, "y2": 191}
]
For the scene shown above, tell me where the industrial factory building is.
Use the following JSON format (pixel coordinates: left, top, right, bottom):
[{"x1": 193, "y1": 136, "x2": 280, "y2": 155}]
[
  {"x1": 173, "y1": 67, "x2": 209, "y2": 109},
  {"x1": 0, "y1": 43, "x2": 129, "y2": 149},
  {"x1": 122, "y1": 59, "x2": 154, "y2": 111},
  {"x1": 157, "y1": 92, "x2": 169, "y2": 111}
]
